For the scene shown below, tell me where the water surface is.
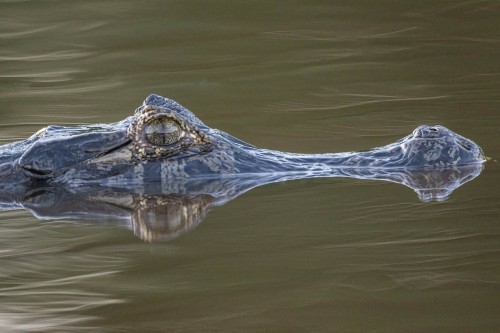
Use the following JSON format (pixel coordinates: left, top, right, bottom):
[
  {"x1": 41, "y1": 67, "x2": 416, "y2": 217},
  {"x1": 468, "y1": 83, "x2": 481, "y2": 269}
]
[{"x1": 1, "y1": 1, "x2": 499, "y2": 332}]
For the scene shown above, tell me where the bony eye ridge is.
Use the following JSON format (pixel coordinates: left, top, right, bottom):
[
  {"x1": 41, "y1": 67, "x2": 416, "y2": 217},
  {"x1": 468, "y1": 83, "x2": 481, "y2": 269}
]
[
  {"x1": 144, "y1": 117, "x2": 183, "y2": 146},
  {"x1": 128, "y1": 105, "x2": 213, "y2": 160}
]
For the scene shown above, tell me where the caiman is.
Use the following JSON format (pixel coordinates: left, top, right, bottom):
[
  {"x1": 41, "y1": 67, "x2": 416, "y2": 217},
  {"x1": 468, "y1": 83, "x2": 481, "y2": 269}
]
[
  {"x1": 0, "y1": 94, "x2": 487, "y2": 240},
  {"x1": 0, "y1": 94, "x2": 485, "y2": 186}
]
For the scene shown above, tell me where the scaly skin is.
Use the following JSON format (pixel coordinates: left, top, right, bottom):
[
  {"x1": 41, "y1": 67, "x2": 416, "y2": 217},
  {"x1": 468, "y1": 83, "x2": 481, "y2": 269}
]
[
  {"x1": 0, "y1": 95, "x2": 488, "y2": 240},
  {"x1": 0, "y1": 94, "x2": 486, "y2": 190}
]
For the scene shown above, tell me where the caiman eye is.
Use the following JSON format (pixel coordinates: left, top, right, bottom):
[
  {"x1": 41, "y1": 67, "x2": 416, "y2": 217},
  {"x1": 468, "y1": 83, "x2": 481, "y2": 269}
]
[
  {"x1": 128, "y1": 105, "x2": 212, "y2": 160},
  {"x1": 144, "y1": 117, "x2": 183, "y2": 146}
]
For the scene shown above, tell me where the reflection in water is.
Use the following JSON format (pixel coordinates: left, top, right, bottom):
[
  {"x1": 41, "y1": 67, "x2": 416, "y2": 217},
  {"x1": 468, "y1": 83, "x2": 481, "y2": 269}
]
[{"x1": 1, "y1": 164, "x2": 483, "y2": 242}]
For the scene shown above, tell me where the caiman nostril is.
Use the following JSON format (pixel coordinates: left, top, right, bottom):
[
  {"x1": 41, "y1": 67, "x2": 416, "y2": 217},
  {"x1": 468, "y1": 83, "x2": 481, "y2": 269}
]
[
  {"x1": 412, "y1": 125, "x2": 442, "y2": 139},
  {"x1": 412, "y1": 127, "x2": 423, "y2": 138}
]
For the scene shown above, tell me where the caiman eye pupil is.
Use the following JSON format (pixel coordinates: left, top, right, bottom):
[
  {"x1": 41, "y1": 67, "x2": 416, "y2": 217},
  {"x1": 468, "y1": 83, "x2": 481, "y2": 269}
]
[{"x1": 145, "y1": 117, "x2": 182, "y2": 146}]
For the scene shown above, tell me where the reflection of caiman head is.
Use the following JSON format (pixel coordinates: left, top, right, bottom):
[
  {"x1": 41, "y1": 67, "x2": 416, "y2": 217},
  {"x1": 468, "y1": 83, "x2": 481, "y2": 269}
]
[
  {"x1": 16, "y1": 187, "x2": 215, "y2": 242},
  {"x1": 131, "y1": 194, "x2": 214, "y2": 242},
  {"x1": 2, "y1": 163, "x2": 484, "y2": 242},
  {"x1": 0, "y1": 94, "x2": 488, "y2": 241}
]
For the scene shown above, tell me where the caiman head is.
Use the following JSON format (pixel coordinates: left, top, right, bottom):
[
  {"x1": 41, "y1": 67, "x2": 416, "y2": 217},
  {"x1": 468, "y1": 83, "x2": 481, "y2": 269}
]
[
  {"x1": 13, "y1": 95, "x2": 266, "y2": 185},
  {"x1": 2, "y1": 94, "x2": 486, "y2": 188}
]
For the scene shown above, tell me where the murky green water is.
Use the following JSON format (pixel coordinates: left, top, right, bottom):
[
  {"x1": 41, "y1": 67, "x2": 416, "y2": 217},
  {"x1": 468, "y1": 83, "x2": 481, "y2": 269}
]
[{"x1": 1, "y1": 0, "x2": 499, "y2": 332}]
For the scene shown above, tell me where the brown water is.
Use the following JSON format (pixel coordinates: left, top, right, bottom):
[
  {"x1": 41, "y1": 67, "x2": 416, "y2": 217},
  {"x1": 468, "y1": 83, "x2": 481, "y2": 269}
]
[{"x1": 1, "y1": 1, "x2": 500, "y2": 332}]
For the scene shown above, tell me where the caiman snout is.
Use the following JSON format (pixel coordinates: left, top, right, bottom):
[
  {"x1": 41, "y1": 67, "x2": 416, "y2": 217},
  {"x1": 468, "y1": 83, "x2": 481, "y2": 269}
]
[
  {"x1": 19, "y1": 124, "x2": 131, "y2": 179},
  {"x1": 412, "y1": 125, "x2": 447, "y2": 139}
]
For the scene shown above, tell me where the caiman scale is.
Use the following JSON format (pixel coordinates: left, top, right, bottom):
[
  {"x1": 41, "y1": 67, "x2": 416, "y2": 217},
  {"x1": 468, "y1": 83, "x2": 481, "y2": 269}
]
[{"x1": 0, "y1": 94, "x2": 486, "y2": 191}]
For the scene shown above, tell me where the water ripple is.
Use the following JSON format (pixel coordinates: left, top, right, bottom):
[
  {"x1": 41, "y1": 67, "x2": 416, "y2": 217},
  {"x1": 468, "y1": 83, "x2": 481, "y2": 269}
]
[
  {"x1": 0, "y1": 25, "x2": 58, "y2": 39},
  {"x1": 0, "y1": 70, "x2": 84, "y2": 84},
  {"x1": 0, "y1": 216, "x2": 128, "y2": 332},
  {"x1": 0, "y1": 50, "x2": 93, "y2": 62}
]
